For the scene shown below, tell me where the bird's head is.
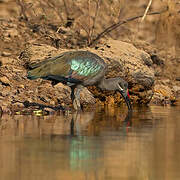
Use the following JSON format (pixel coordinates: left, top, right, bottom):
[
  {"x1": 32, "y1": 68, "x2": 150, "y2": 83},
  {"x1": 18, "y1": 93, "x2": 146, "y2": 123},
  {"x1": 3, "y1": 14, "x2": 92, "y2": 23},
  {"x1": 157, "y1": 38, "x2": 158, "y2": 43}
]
[
  {"x1": 98, "y1": 77, "x2": 132, "y2": 111},
  {"x1": 116, "y1": 78, "x2": 132, "y2": 111}
]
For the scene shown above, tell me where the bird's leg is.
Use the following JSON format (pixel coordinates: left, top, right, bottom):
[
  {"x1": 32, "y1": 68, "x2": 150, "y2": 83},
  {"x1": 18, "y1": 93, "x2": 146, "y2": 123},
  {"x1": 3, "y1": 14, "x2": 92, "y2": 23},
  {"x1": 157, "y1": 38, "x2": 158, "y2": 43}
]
[
  {"x1": 71, "y1": 85, "x2": 76, "y2": 107},
  {"x1": 71, "y1": 85, "x2": 83, "y2": 111}
]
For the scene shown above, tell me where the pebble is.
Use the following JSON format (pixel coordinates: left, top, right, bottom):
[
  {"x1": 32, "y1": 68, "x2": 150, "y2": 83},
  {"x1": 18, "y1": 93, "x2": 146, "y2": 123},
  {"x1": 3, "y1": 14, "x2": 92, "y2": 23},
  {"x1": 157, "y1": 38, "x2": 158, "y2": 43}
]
[
  {"x1": 0, "y1": 76, "x2": 11, "y2": 86},
  {"x1": 1, "y1": 51, "x2": 11, "y2": 57}
]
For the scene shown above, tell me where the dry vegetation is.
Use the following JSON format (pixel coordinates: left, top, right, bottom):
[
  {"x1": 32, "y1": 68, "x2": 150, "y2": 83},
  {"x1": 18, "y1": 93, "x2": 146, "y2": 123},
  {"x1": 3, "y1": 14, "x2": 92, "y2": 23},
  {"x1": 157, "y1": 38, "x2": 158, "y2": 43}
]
[
  {"x1": 12, "y1": 0, "x2": 180, "y2": 51},
  {"x1": 0, "y1": 0, "x2": 180, "y2": 112},
  {"x1": 155, "y1": 0, "x2": 180, "y2": 56},
  {"x1": 0, "y1": 0, "x2": 179, "y2": 53}
]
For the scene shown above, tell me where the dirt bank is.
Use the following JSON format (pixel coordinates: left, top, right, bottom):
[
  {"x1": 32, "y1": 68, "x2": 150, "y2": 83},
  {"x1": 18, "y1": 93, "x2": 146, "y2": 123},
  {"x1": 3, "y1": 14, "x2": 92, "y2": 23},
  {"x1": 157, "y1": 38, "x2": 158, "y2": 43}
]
[{"x1": 0, "y1": 0, "x2": 180, "y2": 114}]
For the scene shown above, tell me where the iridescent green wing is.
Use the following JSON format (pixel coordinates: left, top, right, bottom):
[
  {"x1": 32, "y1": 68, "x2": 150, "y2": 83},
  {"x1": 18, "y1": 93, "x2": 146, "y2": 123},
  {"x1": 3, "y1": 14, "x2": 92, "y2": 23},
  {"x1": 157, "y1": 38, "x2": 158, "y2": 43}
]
[{"x1": 67, "y1": 58, "x2": 103, "y2": 81}]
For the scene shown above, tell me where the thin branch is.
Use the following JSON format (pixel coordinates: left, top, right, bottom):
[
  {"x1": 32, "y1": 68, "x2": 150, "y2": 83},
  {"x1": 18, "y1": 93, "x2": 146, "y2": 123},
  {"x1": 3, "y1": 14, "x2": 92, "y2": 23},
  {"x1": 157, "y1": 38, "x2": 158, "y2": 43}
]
[
  {"x1": 90, "y1": 0, "x2": 101, "y2": 43},
  {"x1": 76, "y1": 21, "x2": 89, "y2": 36},
  {"x1": 89, "y1": 9, "x2": 168, "y2": 46},
  {"x1": 46, "y1": 0, "x2": 64, "y2": 23},
  {"x1": 63, "y1": 0, "x2": 69, "y2": 18},
  {"x1": 118, "y1": 0, "x2": 125, "y2": 20},
  {"x1": 88, "y1": 0, "x2": 91, "y2": 44},
  {"x1": 16, "y1": 0, "x2": 28, "y2": 21},
  {"x1": 141, "y1": 0, "x2": 152, "y2": 22}
]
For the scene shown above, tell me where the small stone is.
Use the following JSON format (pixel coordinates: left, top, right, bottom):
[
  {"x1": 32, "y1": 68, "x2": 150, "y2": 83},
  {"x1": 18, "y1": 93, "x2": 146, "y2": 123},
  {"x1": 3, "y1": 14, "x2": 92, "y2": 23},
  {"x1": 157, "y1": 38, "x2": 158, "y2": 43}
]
[
  {"x1": 0, "y1": 0, "x2": 11, "y2": 2},
  {"x1": 141, "y1": 53, "x2": 153, "y2": 66},
  {"x1": 1, "y1": 51, "x2": 11, "y2": 57},
  {"x1": 176, "y1": 77, "x2": 180, "y2": 81},
  {"x1": 49, "y1": 100, "x2": 55, "y2": 106},
  {"x1": 151, "y1": 55, "x2": 164, "y2": 65},
  {"x1": 12, "y1": 102, "x2": 24, "y2": 108},
  {"x1": 43, "y1": 107, "x2": 55, "y2": 114},
  {"x1": 0, "y1": 76, "x2": 11, "y2": 86},
  {"x1": 173, "y1": 86, "x2": 180, "y2": 94},
  {"x1": 1, "y1": 105, "x2": 10, "y2": 114},
  {"x1": 0, "y1": 57, "x2": 14, "y2": 64},
  {"x1": 79, "y1": 29, "x2": 87, "y2": 38},
  {"x1": 0, "y1": 106, "x2": 2, "y2": 116},
  {"x1": 18, "y1": 84, "x2": 25, "y2": 89},
  {"x1": 54, "y1": 83, "x2": 71, "y2": 92},
  {"x1": 5, "y1": 29, "x2": 19, "y2": 38}
]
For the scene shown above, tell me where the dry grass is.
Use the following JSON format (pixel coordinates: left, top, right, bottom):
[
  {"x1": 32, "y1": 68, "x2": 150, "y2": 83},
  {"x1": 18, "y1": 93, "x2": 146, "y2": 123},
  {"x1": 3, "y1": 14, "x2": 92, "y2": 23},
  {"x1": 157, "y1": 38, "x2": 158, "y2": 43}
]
[
  {"x1": 155, "y1": 0, "x2": 180, "y2": 56},
  {"x1": 15, "y1": 0, "x2": 180, "y2": 51},
  {"x1": 14, "y1": 0, "x2": 128, "y2": 47}
]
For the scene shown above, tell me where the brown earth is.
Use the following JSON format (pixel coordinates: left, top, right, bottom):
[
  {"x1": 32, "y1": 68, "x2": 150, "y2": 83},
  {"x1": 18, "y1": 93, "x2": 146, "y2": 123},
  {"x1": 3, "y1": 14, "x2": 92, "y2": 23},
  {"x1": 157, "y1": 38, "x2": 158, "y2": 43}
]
[{"x1": 0, "y1": 0, "x2": 180, "y2": 114}]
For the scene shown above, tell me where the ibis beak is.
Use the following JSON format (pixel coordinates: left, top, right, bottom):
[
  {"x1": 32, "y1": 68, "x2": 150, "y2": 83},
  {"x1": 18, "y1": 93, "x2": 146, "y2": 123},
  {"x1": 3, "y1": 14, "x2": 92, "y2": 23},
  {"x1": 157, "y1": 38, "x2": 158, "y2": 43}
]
[{"x1": 120, "y1": 89, "x2": 132, "y2": 111}]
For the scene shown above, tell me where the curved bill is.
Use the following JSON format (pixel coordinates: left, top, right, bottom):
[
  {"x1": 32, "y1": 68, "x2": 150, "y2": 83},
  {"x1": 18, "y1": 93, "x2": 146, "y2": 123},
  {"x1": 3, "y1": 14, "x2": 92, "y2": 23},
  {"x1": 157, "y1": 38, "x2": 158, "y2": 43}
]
[{"x1": 120, "y1": 90, "x2": 132, "y2": 111}]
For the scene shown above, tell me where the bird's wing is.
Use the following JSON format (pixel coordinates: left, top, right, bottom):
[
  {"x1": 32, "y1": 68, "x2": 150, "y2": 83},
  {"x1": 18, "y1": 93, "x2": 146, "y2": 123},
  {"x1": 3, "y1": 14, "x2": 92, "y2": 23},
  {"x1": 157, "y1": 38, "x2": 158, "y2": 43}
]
[
  {"x1": 27, "y1": 52, "x2": 71, "y2": 79},
  {"x1": 50, "y1": 57, "x2": 104, "y2": 82},
  {"x1": 27, "y1": 51, "x2": 105, "y2": 83}
]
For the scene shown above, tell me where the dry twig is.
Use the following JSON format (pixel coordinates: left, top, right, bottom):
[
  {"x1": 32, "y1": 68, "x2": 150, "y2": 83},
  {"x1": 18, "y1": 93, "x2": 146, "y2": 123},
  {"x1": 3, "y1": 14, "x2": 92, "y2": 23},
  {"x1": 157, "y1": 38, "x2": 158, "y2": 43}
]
[
  {"x1": 141, "y1": 0, "x2": 153, "y2": 22},
  {"x1": 16, "y1": 0, "x2": 28, "y2": 21},
  {"x1": 89, "y1": 8, "x2": 168, "y2": 46},
  {"x1": 90, "y1": 0, "x2": 101, "y2": 43}
]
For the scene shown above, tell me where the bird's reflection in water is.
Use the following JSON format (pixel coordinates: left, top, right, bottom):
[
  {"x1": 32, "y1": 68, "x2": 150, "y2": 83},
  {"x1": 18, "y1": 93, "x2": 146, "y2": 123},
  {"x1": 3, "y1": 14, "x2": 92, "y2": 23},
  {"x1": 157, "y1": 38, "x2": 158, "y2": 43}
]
[
  {"x1": 0, "y1": 108, "x2": 132, "y2": 137},
  {"x1": 50, "y1": 110, "x2": 132, "y2": 174},
  {"x1": 1, "y1": 107, "x2": 180, "y2": 180},
  {"x1": 69, "y1": 109, "x2": 132, "y2": 136},
  {"x1": 70, "y1": 111, "x2": 95, "y2": 136}
]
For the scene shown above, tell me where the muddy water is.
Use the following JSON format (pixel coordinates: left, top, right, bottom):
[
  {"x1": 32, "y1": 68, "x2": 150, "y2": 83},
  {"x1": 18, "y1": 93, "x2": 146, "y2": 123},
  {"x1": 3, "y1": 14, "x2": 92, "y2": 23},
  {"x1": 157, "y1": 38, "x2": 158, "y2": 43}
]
[{"x1": 0, "y1": 106, "x2": 180, "y2": 180}]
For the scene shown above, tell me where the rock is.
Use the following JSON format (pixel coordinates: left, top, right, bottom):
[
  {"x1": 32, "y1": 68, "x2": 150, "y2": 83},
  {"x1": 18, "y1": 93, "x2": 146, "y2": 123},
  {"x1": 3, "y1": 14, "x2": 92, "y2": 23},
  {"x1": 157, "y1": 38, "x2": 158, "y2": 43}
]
[
  {"x1": 18, "y1": 84, "x2": 25, "y2": 89},
  {"x1": 94, "y1": 40, "x2": 154, "y2": 86},
  {"x1": 0, "y1": 57, "x2": 14, "y2": 65},
  {"x1": 80, "y1": 87, "x2": 96, "y2": 105},
  {"x1": 54, "y1": 83, "x2": 95, "y2": 106},
  {"x1": 151, "y1": 54, "x2": 164, "y2": 65},
  {"x1": 90, "y1": 40, "x2": 155, "y2": 104},
  {"x1": 176, "y1": 77, "x2": 180, "y2": 81},
  {"x1": 172, "y1": 85, "x2": 180, "y2": 97},
  {"x1": 1, "y1": 105, "x2": 10, "y2": 114},
  {"x1": 161, "y1": 79, "x2": 170, "y2": 85},
  {"x1": 79, "y1": 29, "x2": 87, "y2": 38},
  {"x1": 0, "y1": 76, "x2": 11, "y2": 86},
  {"x1": 141, "y1": 53, "x2": 153, "y2": 66},
  {"x1": 54, "y1": 82, "x2": 71, "y2": 92},
  {"x1": 0, "y1": 0, "x2": 12, "y2": 2},
  {"x1": 1, "y1": 51, "x2": 11, "y2": 57},
  {"x1": 0, "y1": 106, "x2": 2, "y2": 117},
  {"x1": 43, "y1": 107, "x2": 55, "y2": 114},
  {"x1": 173, "y1": 86, "x2": 180, "y2": 93},
  {"x1": 19, "y1": 44, "x2": 57, "y2": 66},
  {"x1": 4, "y1": 29, "x2": 19, "y2": 39},
  {"x1": 11, "y1": 102, "x2": 24, "y2": 110},
  {"x1": 19, "y1": 39, "x2": 155, "y2": 105},
  {"x1": 151, "y1": 84, "x2": 175, "y2": 105},
  {"x1": 154, "y1": 84, "x2": 173, "y2": 97},
  {"x1": 54, "y1": 83, "x2": 71, "y2": 103},
  {"x1": 6, "y1": 29, "x2": 19, "y2": 38}
]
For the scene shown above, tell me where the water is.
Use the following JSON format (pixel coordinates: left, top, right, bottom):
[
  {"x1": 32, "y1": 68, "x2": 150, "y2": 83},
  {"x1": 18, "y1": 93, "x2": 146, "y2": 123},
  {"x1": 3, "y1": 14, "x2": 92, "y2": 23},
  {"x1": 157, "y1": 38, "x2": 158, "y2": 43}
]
[{"x1": 0, "y1": 106, "x2": 180, "y2": 180}]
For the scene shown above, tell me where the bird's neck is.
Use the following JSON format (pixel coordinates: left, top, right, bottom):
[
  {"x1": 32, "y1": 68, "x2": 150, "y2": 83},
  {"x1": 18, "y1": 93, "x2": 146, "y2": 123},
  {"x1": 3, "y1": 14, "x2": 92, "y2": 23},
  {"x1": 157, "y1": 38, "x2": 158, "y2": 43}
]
[{"x1": 98, "y1": 78, "x2": 112, "y2": 91}]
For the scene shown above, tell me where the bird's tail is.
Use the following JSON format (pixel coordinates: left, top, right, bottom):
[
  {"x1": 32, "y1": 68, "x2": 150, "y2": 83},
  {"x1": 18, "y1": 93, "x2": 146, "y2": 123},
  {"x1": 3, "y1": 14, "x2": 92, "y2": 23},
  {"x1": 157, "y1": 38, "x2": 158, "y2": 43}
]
[
  {"x1": 27, "y1": 66, "x2": 47, "y2": 80},
  {"x1": 26, "y1": 53, "x2": 67, "y2": 80},
  {"x1": 27, "y1": 69, "x2": 40, "y2": 80}
]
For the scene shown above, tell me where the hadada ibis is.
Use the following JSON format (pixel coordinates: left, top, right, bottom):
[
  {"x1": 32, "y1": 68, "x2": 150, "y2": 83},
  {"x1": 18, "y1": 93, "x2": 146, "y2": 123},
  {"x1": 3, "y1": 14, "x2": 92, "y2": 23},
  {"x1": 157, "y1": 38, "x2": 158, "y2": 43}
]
[{"x1": 27, "y1": 51, "x2": 132, "y2": 111}]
